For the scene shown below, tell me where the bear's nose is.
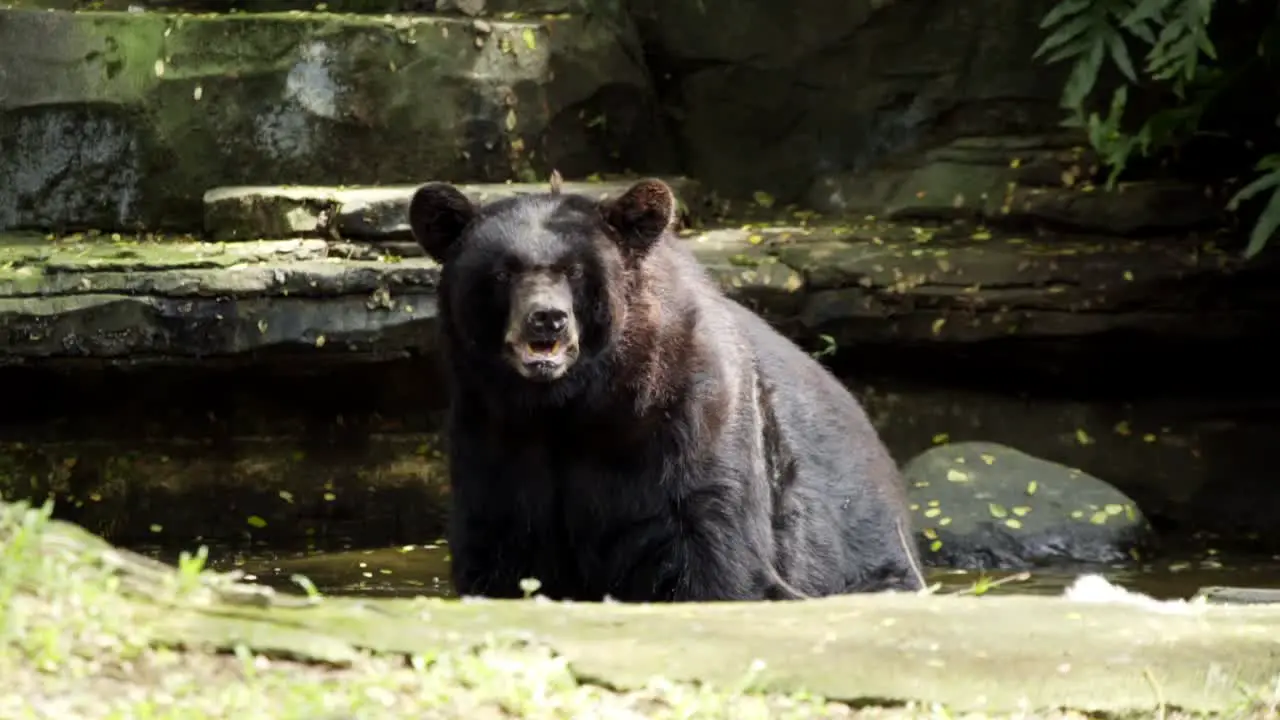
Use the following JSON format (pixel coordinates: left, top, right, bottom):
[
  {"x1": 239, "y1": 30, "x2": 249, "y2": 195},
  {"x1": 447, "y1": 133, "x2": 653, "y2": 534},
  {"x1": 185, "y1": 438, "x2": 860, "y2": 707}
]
[{"x1": 527, "y1": 308, "x2": 568, "y2": 336}]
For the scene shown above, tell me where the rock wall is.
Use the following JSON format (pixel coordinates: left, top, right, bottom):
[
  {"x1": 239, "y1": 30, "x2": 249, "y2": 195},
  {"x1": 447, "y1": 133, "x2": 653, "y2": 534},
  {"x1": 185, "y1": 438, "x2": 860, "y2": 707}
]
[
  {"x1": 0, "y1": 4, "x2": 672, "y2": 232},
  {"x1": 628, "y1": 0, "x2": 1071, "y2": 204}
]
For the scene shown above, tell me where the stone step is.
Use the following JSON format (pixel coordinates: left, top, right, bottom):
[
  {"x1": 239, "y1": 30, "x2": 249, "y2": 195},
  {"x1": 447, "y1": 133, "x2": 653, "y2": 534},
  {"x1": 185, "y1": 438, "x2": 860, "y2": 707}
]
[
  {"x1": 0, "y1": 223, "x2": 1271, "y2": 362},
  {"x1": 203, "y1": 177, "x2": 708, "y2": 241},
  {"x1": 5, "y1": 0, "x2": 590, "y2": 15},
  {"x1": 0, "y1": 6, "x2": 669, "y2": 234}
]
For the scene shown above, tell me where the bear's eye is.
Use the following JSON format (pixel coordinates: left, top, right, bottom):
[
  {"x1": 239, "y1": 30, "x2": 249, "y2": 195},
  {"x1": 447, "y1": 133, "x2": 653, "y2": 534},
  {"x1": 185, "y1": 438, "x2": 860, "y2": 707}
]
[
  {"x1": 566, "y1": 264, "x2": 584, "y2": 280},
  {"x1": 494, "y1": 270, "x2": 510, "y2": 283}
]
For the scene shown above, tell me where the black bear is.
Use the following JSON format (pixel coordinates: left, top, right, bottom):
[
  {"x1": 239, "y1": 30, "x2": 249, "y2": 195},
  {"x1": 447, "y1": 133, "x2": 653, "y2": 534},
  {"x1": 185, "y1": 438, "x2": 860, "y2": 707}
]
[{"x1": 408, "y1": 175, "x2": 925, "y2": 602}]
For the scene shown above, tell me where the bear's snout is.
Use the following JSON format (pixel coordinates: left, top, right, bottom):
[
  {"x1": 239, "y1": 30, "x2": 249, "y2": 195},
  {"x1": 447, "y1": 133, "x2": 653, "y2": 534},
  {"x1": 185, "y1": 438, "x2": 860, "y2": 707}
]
[
  {"x1": 503, "y1": 272, "x2": 581, "y2": 382},
  {"x1": 525, "y1": 307, "x2": 569, "y2": 340}
]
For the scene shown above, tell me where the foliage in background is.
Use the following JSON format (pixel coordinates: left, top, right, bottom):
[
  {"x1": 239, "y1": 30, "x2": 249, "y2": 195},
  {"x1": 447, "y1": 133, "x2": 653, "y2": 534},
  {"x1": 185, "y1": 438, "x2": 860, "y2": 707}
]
[{"x1": 1034, "y1": 0, "x2": 1280, "y2": 258}]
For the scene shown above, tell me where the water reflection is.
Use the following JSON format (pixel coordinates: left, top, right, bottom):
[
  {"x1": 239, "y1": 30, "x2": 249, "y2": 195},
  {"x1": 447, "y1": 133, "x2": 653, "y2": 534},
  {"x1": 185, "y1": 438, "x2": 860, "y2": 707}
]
[{"x1": 133, "y1": 541, "x2": 1280, "y2": 601}]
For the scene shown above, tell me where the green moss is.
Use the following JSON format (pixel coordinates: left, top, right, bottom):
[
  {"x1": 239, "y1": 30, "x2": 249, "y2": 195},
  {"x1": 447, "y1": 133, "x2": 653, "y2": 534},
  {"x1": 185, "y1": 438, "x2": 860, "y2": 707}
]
[{"x1": 5, "y1": 499, "x2": 1280, "y2": 718}]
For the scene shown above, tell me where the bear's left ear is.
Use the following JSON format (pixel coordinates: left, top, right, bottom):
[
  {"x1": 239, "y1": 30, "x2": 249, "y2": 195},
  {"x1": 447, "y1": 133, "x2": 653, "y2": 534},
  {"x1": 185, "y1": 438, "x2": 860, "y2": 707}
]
[
  {"x1": 601, "y1": 179, "x2": 676, "y2": 255},
  {"x1": 408, "y1": 182, "x2": 477, "y2": 263}
]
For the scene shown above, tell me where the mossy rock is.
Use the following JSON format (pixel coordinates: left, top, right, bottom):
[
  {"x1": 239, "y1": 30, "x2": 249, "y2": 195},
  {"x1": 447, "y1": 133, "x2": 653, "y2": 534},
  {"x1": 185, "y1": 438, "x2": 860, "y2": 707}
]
[
  {"x1": 0, "y1": 6, "x2": 669, "y2": 232},
  {"x1": 905, "y1": 441, "x2": 1155, "y2": 569}
]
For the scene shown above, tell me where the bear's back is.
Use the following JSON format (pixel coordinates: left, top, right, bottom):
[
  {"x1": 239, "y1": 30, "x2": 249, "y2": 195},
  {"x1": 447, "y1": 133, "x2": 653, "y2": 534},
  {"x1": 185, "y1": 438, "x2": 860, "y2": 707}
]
[{"x1": 654, "y1": 235, "x2": 916, "y2": 593}]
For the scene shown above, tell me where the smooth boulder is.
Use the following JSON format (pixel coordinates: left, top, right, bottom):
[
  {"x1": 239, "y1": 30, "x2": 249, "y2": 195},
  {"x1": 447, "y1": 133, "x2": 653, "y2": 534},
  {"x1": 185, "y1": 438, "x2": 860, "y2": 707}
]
[{"x1": 905, "y1": 441, "x2": 1155, "y2": 569}]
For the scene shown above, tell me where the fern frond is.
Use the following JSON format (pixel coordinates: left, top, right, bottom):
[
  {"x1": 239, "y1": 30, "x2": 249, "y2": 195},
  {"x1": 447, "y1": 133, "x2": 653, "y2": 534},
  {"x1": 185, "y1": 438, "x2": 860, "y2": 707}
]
[
  {"x1": 1228, "y1": 155, "x2": 1280, "y2": 259},
  {"x1": 1143, "y1": 0, "x2": 1216, "y2": 83},
  {"x1": 1037, "y1": 0, "x2": 1149, "y2": 111}
]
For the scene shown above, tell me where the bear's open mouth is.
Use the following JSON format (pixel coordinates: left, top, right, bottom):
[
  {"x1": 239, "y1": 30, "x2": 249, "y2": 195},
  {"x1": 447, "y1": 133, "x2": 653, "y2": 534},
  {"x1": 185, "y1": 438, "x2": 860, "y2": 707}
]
[{"x1": 525, "y1": 340, "x2": 560, "y2": 356}]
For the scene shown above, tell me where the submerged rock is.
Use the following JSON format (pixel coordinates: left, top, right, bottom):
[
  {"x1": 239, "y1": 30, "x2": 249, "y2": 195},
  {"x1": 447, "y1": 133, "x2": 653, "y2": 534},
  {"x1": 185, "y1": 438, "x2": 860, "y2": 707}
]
[
  {"x1": 904, "y1": 441, "x2": 1154, "y2": 569},
  {"x1": 0, "y1": 7, "x2": 671, "y2": 232}
]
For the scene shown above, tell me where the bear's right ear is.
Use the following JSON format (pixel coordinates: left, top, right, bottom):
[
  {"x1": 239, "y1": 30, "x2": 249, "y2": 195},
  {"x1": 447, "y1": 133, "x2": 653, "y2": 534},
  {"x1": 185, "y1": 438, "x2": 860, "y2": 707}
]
[
  {"x1": 601, "y1": 179, "x2": 676, "y2": 255},
  {"x1": 408, "y1": 183, "x2": 476, "y2": 263}
]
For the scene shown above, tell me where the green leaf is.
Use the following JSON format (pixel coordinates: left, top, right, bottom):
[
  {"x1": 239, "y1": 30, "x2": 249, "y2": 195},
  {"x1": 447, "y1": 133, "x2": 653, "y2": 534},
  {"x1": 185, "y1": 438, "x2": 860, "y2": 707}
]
[
  {"x1": 1040, "y1": 0, "x2": 1092, "y2": 29},
  {"x1": 1034, "y1": 13, "x2": 1098, "y2": 59},
  {"x1": 1062, "y1": 38, "x2": 1106, "y2": 109},
  {"x1": 1257, "y1": 154, "x2": 1280, "y2": 173},
  {"x1": 1123, "y1": 0, "x2": 1170, "y2": 29},
  {"x1": 1125, "y1": 19, "x2": 1156, "y2": 45},
  {"x1": 1197, "y1": 33, "x2": 1217, "y2": 61},
  {"x1": 1106, "y1": 30, "x2": 1138, "y2": 82},
  {"x1": 1107, "y1": 84, "x2": 1130, "y2": 118},
  {"x1": 1059, "y1": 113, "x2": 1088, "y2": 129},
  {"x1": 1243, "y1": 186, "x2": 1280, "y2": 259},
  {"x1": 1043, "y1": 38, "x2": 1094, "y2": 65},
  {"x1": 1228, "y1": 171, "x2": 1280, "y2": 210}
]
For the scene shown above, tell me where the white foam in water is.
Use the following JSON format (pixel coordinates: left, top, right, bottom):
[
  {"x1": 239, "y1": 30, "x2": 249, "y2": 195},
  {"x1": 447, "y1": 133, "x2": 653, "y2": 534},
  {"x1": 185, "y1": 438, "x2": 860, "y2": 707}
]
[{"x1": 1061, "y1": 574, "x2": 1206, "y2": 614}]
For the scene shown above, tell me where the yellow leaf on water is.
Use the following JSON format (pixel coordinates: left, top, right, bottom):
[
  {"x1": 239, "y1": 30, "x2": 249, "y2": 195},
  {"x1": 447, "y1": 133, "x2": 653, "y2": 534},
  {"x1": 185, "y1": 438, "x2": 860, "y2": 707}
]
[
  {"x1": 521, "y1": 28, "x2": 537, "y2": 49},
  {"x1": 932, "y1": 318, "x2": 946, "y2": 335},
  {"x1": 929, "y1": 540, "x2": 943, "y2": 552},
  {"x1": 932, "y1": 433, "x2": 950, "y2": 445},
  {"x1": 1114, "y1": 421, "x2": 1132, "y2": 436},
  {"x1": 1075, "y1": 429, "x2": 1094, "y2": 446},
  {"x1": 971, "y1": 230, "x2": 992, "y2": 241},
  {"x1": 945, "y1": 468, "x2": 970, "y2": 483},
  {"x1": 981, "y1": 453, "x2": 996, "y2": 465},
  {"x1": 1026, "y1": 481, "x2": 1038, "y2": 495},
  {"x1": 988, "y1": 503, "x2": 1008, "y2": 518},
  {"x1": 1005, "y1": 519, "x2": 1023, "y2": 529},
  {"x1": 752, "y1": 191, "x2": 775, "y2": 208}
]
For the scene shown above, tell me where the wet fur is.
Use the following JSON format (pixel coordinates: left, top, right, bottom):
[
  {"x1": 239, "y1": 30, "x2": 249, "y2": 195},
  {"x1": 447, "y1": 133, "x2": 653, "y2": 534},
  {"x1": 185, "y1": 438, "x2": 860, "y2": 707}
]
[{"x1": 411, "y1": 179, "x2": 925, "y2": 602}]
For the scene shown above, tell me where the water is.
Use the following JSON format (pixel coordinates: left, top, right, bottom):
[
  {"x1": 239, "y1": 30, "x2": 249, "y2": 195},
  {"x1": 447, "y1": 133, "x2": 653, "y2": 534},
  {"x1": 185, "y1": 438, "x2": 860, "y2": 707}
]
[{"x1": 133, "y1": 541, "x2": 1280, "y2": 601}]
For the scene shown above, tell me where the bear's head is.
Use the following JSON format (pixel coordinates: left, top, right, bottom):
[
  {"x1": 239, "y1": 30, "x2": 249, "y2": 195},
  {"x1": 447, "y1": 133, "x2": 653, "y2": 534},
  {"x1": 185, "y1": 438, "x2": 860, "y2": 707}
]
[{"x1": 408, "y1": 177, "x2": 677, "y2": 391}]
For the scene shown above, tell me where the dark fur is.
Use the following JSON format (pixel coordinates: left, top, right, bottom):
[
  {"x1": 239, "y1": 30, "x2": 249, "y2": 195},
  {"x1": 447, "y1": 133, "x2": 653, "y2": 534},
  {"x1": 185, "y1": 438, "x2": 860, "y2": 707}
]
[{"x1": 409, "y1": 178, "x2": 925, "y2": 602}]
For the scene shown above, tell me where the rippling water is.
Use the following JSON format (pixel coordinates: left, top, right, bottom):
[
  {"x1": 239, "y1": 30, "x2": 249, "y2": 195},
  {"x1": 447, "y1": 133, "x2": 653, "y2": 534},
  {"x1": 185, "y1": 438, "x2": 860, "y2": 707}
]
[{"x1": 132, "y1": 541, "x2": 1280, "y2": 601}]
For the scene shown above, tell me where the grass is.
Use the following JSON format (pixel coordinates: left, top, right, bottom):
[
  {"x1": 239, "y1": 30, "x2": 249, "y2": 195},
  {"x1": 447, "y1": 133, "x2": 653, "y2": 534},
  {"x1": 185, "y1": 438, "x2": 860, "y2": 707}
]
[{"x1": 1, "y1": 499, "x2": 1278, "y2": 719}]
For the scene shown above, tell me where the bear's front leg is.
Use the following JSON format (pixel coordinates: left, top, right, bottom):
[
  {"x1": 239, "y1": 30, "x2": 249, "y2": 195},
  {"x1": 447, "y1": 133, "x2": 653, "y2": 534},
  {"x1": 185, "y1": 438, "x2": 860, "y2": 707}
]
[
  {"x1": 668, "y1": 485, "x2": 775, "y2": 602},
  {"x1": 449, "y1": 535, "x2": 533, "y2": 599},
  {"x1": 599, "y1": 498, "x2": 770, "y2": 603},
  {"x1": 671, "y1": 529, "x2": 770, "y2": 602},
  {"x1": 447, "y1": 506, "x2": 535, "y2": 599}
]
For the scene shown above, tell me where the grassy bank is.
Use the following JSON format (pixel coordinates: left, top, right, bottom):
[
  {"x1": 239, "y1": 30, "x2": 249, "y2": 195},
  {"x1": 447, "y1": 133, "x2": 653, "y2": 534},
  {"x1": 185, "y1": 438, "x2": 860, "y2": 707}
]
[{"x1": 1, "y1": 499, "x2": 1277, "y2": 719}]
